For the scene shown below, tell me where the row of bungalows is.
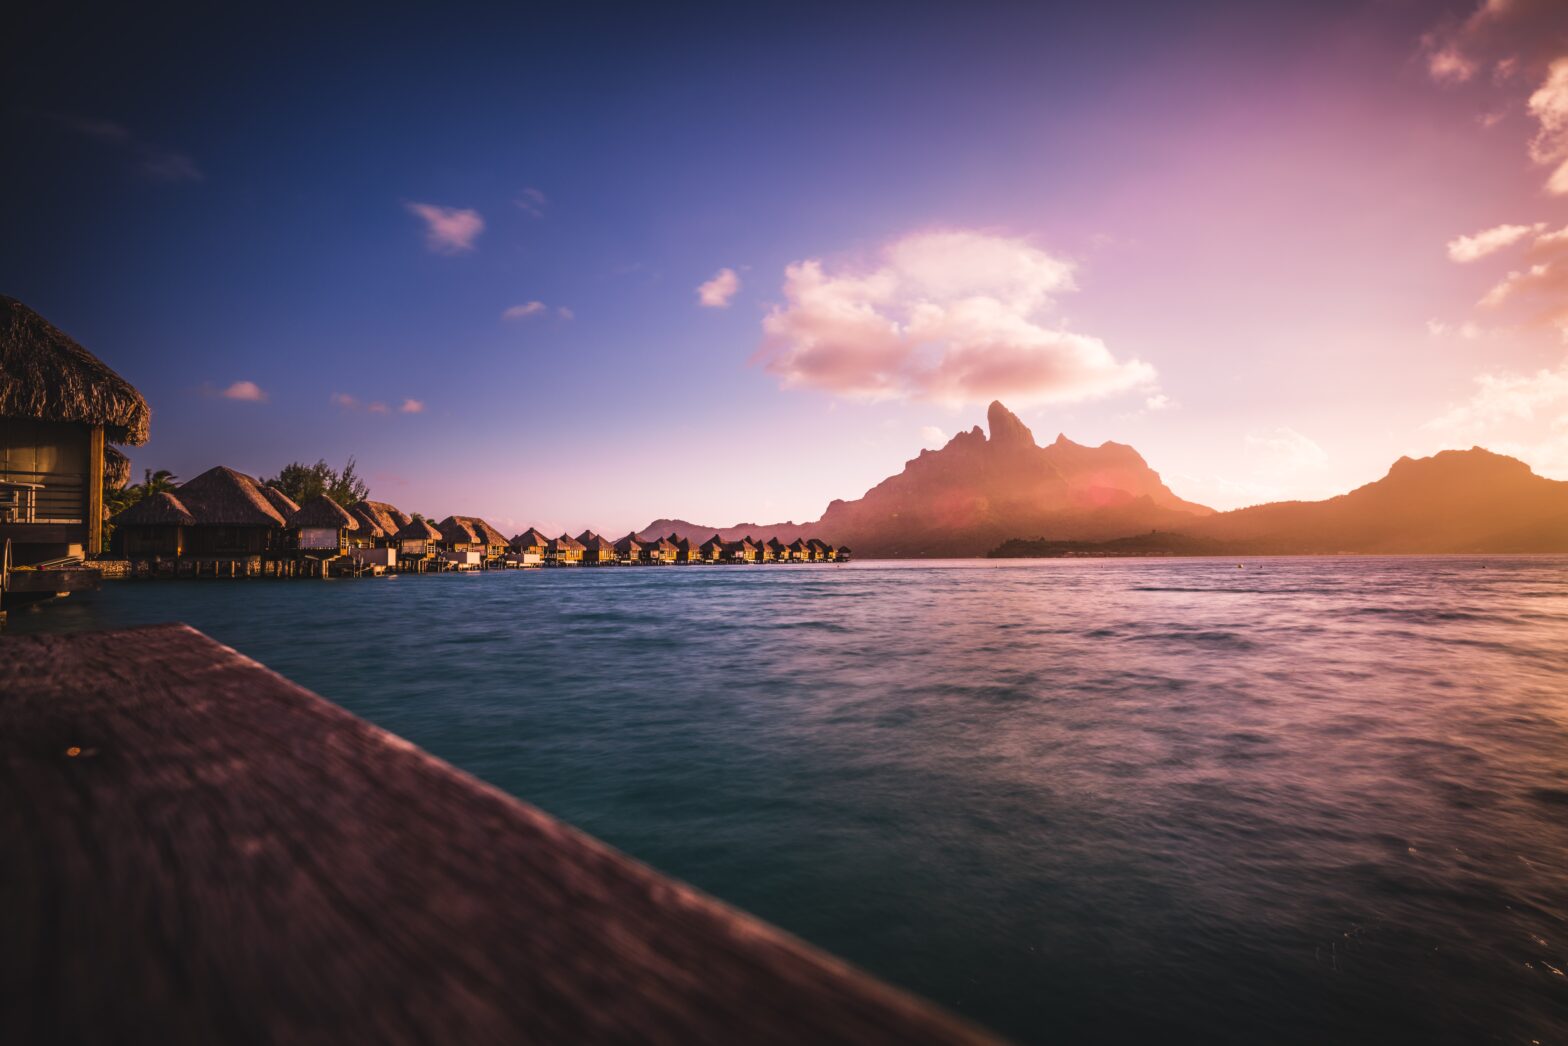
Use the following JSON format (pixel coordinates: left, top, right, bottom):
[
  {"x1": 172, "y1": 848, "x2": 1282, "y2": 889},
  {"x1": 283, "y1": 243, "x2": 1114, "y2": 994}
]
[
  {"x1": 110, "y1": 465, "x2": 517, "y2": 576},
  {"x1": 515, "y1": 529, "x2": 848, "y2": 566}
]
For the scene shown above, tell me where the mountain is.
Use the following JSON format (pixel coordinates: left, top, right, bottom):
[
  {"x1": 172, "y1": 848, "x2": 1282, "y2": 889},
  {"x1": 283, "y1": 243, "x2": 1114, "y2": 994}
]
[
  {"x1": 643, "y1": 401, "x2": 1213, "y2": 556},
  {"x1": 993, "y1": 448, "x2": 1568, "y2": 556}
]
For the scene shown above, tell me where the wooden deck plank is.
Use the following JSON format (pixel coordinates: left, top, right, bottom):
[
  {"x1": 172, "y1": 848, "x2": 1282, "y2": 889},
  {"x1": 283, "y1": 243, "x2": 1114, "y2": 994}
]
[{"x1": 0, "y1": 624, "x2": 994, "y2": 1045}]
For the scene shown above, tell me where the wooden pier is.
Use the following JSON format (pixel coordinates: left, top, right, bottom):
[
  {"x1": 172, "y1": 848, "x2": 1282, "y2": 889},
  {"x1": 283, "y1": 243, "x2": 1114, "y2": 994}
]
[{"x1": 0, "y1": 624, "x2": 992, "y2": 1044}]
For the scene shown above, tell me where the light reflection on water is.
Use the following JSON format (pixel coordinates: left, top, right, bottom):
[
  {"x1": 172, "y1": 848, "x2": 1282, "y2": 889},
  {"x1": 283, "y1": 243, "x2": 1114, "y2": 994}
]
[{"x1": 14, "y1": 557, "x2": 1568, "y2": 1043}]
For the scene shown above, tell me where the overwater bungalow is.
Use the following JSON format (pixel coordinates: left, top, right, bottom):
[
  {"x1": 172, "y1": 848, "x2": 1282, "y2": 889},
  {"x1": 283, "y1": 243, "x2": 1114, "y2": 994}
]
[
  {"x1": 436, "y1": 515, "x2": 509, "y2": 569},
  {"x1": 508, "y1": 527, "x2": 549, "y2": 567},
  {"x1": 343, "y1": 504, "x2": 398, "y2": 571},
  {"x1": 699, "y1": 534, "x2": 726, "y2": 563},
  {"x1": 1, "y1": 295, "x2": 150, "y2": 564},
  {"x1": 786, "y1": 538, "x2": 809, "y2": 562},
  {"x1": 581, "y1": 532, "x2": 617, "y2": 566},
  {"x1": 836, "y1": 545, "x2": 852, "y2": 562},
  {"x1": 766, "y1": 537, "x2": 788, "y2": 562},
  {"x1": 724, "y1": 538, "x2": 760, "y2": 564},
  {"x1": 349, "y1": 500, "x2": 413, "y2": 547},
  {"x1": 806, "y1": 538, "x2": 830, "y2": 562},
  {"x1": 645, "y1": 535, "x2": 679, "y2": 564},
  {"x1": 291, "y1": 494, "x2": 361, "y2": 559},
  {"x1": 549, "y1": 533, "x2": 585, "y2": 565},
  {"x1": 395, "y1": 516, "x2": 443, "y2": 569},
  {"x1": 112, "y1": 491, "x2": 196, "y2": 559},
  {"x1": 166, "y1": 466, "x2": 293, "y2": 570},
  {"x1": 613, "y1": 532, "x2": 645, "y2": 565},
  {"x1": 674, "y1": 535, "x2": 704, "y2": 564}
]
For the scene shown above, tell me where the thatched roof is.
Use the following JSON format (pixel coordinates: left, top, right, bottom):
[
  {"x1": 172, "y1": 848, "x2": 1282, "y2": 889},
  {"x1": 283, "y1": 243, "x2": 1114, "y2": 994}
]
[
  {"x1": 176, "y1": 466, "x2": 287, "y2": 527},
  {"x1": 551, "y1": 534, "x2": 585, "y2": 552},
  {"x1": 582, "y1": 534, "x2": 615, "y2": 552},
  {"x1": 511, "y1": 527, "x2": 550, "y2": 548},
  {"x1": 647, "y1": 537, "x2": 678, "y2": 554},
  {"x1": 766, "y1": 537, "x2": 787, "y2": 551},
  {"x1": 575, "y1": 529, "x2": 601, "y2": 545},
  {"x1": 291, "y1": 494, "x2": 359, "y2": 530},
  {"x1": 350, "y1": 500, "x2": 411, "y2": 535},
  {"x1": 104, "y1": 445, "x2": 131, "y2": 490},
  {"x1": 112, "y1": 490, "x2": 195, "y2": 527},
  {"x1": 260, "y1": 485, "x2": 300, "y2": 516},
  {"x1": 438, "y1": 515, "x2": 508, "y2": 547},
  {"x1": 699, "y1": 534, "x2": 726, "y2": 551},
  {"x1": 0, "y1": 296, "x2": 151, "y2": 445},
  {"x1": 397, "y1": 517, "x2": 442, "y2": 541},
  {"x1": 788, "y1": 539, "x2": 808, "y2": 550},
  {"x1": 614, "y1": 533, "x2": 644, "y2": 554},
  {"x1": 345, "y1": 504, "x2": 385, "y2": 538}
]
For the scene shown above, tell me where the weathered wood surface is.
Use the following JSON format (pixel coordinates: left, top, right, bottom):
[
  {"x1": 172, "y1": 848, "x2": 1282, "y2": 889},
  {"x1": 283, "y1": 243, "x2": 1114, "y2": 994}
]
[
  {"x1": 0, "y1": 624, "x2": 994, "y2": 1045},
  {"x1": 3, "y1": 566, "x2": 101, "y2": 595}
]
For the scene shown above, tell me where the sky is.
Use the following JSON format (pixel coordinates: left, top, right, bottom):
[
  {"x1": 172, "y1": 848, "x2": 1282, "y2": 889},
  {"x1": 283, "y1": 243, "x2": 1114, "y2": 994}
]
[{"x1": 3, "y1": 0, "x2": 1567, "y2": 536}]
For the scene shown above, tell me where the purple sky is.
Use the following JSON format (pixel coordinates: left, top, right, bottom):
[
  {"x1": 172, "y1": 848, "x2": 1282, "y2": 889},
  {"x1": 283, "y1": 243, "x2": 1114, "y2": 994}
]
[{"x1": 3, "y1": 1, "x2": 1566, "y2": 535}]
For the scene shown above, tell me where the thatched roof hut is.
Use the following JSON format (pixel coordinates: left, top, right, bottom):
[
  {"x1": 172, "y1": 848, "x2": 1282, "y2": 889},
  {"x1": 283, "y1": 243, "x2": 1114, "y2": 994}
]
[
  {"x1": 551, "y1": 534, "x2": 586, "y2": 552},
  {"x1": 397, "y1": 517, "x2": 443, "y2": 542},
  {"x1": 438, "y1": 515, "x2": 509, "y2": 548},
  {"x1": 176, "y1": 466, "x2": 288, "y2": 527},
  {"x1": 350, "y1": 500, "x2": 412, "y2": 536},
  {"x1": 111, "y1": 491, "x2": 196, "y2": 527},
  {"x1": 512, "y1": 527, "x2": 550, "y2": 549},
  {"x1": 345, "y1": 504, "x2": 384, "y2": 538},
  {"x1": 0, "y1": 296, "x2": 150, "y2": 445},
  {"x1": 613, "y1": 533, "x2": 644, "y2": 556},
  {"x1": 290, "y1": 494, "x2": 359, "y2": 531}
]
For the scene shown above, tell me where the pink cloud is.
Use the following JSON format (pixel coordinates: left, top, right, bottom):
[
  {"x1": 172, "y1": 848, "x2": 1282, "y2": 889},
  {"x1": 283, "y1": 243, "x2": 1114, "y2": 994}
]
[
  {"x1": 331, "y1": 392, "x2": 359, "y2": 409},
  {"x1": 405, "y1": 202, "x2": 484, "y2": 254},
  {"x1": 503, "y1": 301, "x2": 548, "y2": 320},
  {"x1": 220, "y1": 380, "x2": 267, "y2": 402},
  {"x1": 400, "y1": 398, "x2": 425, "y2": 413},
  {"x1": 754, "y1": 230, "x2": 1155, "y2": 407},
  {"x1": 368, "y1": 401, "x2": 390, "y2": 414},
  {"x1": 1446, "y1": 222, "x2": 1545, "y2": 261},
  {"x1": 697, "y1": 267, "x2": 741, "y2": 308}
]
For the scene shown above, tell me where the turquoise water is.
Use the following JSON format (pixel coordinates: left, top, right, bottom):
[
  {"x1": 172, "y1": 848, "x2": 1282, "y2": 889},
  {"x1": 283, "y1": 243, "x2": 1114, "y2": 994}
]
[{"x1": 12, "y1": 558, "x2": 1568, "y2": 1043}]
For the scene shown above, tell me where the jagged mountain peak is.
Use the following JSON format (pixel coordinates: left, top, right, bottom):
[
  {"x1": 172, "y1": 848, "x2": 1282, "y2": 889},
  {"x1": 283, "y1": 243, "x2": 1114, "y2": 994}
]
[{"x1": 987, "y1": 401, "x2": 1036, "y2": 447}]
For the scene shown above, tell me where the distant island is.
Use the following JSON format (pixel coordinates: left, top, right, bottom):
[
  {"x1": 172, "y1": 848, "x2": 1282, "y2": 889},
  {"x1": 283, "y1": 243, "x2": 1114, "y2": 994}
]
[{"x1": 652, "y1": 401, "x2": 1568, "y2": 557}]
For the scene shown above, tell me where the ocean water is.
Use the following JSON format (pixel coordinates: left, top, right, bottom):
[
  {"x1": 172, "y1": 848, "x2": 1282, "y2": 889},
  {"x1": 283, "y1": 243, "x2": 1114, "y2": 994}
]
[{"x1": 10, "y1": 557, "x2": 1568, "y2": 1044}]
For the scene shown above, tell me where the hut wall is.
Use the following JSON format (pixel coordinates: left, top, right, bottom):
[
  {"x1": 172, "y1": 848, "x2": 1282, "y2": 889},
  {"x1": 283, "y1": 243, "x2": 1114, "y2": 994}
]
[
  {"x1": 185, "y1": 526, "x2": 274, "y2": 557},
  {"x1": 122, "y1": 525, "x2": 183, "y2": 558},
  {"x1": 299, "y1": 527, "x2": 342, "y2": 551}
]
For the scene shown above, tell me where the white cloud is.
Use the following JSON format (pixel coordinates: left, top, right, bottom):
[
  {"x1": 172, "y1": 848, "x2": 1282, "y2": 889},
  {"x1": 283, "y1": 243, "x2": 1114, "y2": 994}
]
[
  {"x1": 503, "y1": 301, "x2": 548, "y2": 320},
  {"x1": 919, "y1": 425, "x2": 947, "y2": 448},
  {"x1": 1243, "y1": 427, "x2": 1329, "y2": 474},
  {"x1": 755, "y1": 229, "x2": 1155, "y2": 407},
  {"x1": 400, "y1": 398, "x2": 425, "y2": 414},
  {"x1": 1528, "y1": 57, "x2": 1568, "y2": 193},
  {"x1": 405, "y1": 202, "x2": 484, "y2": 254},
  {"x1": 1144, "y1": 393, "x2": 1174, "y2": 411},
  {"x1": 1425, "y1": 357, "x2": 1568, "y2": 477},
  {"x1": 221, "y1": 380, "x2": 266, "y2": 402},
  {"x1": 1446, "y1": 222, "x2": 1546, "y2": 261},
  {"x1": 1427, "y1": 319, "x2": 1484, "y2": 339},
  {"x1": 697, "y1": 267, "x2": 741, "y2": 308}
]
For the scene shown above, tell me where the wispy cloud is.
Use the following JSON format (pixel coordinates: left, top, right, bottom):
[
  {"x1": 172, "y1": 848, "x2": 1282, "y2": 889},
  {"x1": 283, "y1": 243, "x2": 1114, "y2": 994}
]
[
  {"x1": 220, "y1": 380, "x2": 267, "y2": 402},
  {"x1": 502, "y1": 301, "x2": 547, "y2": 320},
  {"x1": 918, "y1": 425, "x2": 947, "y2": 448},
  {"x1": 515, "y1": 187, "x2": 548, "y2": 218},
  {"x1": 697, "y1": 267, "x2": 741, "y2": 308},
  {"x1": 405, "y1": 202, "x2": 484, "y2": 254},
  {"x1": 754, "y1": 229, "x2": 1155, "y2": 407},
  {"x1": 1446, "y1": 222, "x2": 1546, "y2": 261},
  {"x1": 52, "y1": 114, "x2": 203, "y2": 183},
  {"x1": 332, "y1": 391, "x2": 427, "y2": 415},
  {"x1": 1426, "y1": 357, "x2": 1568, "y2": 477},
  {"x1": 1420, "y1": 1, "x2": 1568, "y2": 193}
]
